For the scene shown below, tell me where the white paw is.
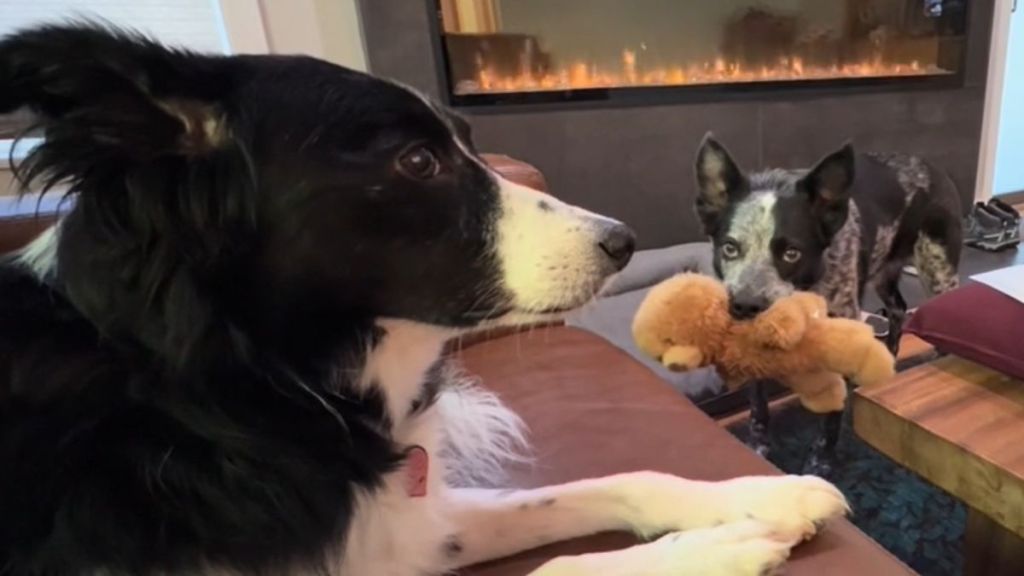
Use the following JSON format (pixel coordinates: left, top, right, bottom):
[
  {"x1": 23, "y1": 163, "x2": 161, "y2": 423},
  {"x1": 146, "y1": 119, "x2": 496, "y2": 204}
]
[
  {"x1": 654, "y1": 521, "x2": 794, "y2": 576},
  {"x1": 711, "y1": 475, "x2": 850, "y2": 541}
]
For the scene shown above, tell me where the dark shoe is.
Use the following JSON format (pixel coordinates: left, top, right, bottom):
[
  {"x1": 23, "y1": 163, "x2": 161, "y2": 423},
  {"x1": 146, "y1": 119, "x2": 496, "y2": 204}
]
[
  {"x1": 864, "y1": 310, "x2": 889, "y2": 339},
  {"x1": 965, "y1": 202, "x2": 1020, "y2": 251},
  {"x1": 964, "y1": 202, "x2": 1000, "y2": 236},
  {"x1": 987, "y1": 197, "x2": 1021, "y2": 223}
]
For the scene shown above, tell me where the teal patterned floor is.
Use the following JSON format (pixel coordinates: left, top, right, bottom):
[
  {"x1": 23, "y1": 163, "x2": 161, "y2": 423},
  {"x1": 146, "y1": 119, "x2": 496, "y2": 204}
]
[{"x1": 728, "y1": 404, "x2": 966, "y2": 576}]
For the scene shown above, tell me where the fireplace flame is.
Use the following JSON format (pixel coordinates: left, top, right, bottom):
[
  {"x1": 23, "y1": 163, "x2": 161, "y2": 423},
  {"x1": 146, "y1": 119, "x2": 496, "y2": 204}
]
[{"x1": 458, "y1": 48, "x2": 945, "y2": 95}]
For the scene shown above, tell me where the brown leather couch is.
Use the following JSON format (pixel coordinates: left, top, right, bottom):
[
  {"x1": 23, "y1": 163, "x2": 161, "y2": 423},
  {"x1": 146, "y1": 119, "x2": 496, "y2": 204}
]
[
  {"x1": 0, "y1": 157, "x2": 913, "y2": 574},
  {"x1": 0, "y1": 207, "x2": 53, "y2": 254}
]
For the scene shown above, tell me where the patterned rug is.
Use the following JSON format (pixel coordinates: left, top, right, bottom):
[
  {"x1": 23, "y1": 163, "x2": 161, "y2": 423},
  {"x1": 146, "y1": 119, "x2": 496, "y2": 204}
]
[{"x1": 727, "y1": 403, "x2": 966, "y2": 576}]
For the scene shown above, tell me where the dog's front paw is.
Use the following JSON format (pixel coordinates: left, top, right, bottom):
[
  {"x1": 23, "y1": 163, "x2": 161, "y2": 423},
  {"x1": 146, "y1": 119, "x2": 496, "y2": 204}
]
[
  {"x1": 711, "y1": 475, "x2": 849, "y2": 541},
  {"x1": 654, "y1": 521, "x2": 795, "y2": 576},
  {"x1": 532, "y1": 521, "x2": 793, "y2": 576},
  {"x1": 618, "y1": 472, "x2": 846, "y2": 543}
]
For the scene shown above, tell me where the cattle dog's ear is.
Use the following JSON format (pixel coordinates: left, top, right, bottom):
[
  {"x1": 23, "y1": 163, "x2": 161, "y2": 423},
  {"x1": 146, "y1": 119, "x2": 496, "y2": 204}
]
[
  {"x1": 798, "y1": 143, "x2": 856, "y2": 240},
  {"x1": 694, "y1": 133, "x2": 747, "y2": 236}
]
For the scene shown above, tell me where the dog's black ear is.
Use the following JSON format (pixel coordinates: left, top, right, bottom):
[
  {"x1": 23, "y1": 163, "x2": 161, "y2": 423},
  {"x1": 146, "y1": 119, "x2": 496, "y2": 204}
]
[
  {"x1": 694, "y1": 133, "x2": 747, "y2": 236},
  {"x1": 798, "y1": 143, "x2": 856, "y2": 239},
  {"x1": 1, "y1": 24, "x2": 229, "y2": 187},
  {"x1": 2, "y1": 25, "x2": 252, "y2": 368}
]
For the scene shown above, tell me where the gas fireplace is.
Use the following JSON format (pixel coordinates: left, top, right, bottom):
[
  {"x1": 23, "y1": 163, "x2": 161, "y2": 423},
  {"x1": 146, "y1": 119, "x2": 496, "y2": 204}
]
[{"x1": 434, "y1": 0, "x2": 969, "y2": 107}]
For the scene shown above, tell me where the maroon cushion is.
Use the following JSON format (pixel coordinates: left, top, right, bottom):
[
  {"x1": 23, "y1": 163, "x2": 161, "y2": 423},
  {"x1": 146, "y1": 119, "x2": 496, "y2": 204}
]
[{"x1": 906, "y1": 282, "x2": 1024, "y2": 380}]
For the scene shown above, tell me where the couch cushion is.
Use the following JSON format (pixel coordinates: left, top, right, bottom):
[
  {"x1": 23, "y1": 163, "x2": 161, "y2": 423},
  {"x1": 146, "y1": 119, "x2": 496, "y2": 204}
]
[
  {"x1": 454, "y1": 326, "x2": 914, "y2": 575},
  {"x1": 906, "y1": 281, "x2": 1024, "y2": 380},
  {"x1": 602, "y1": 242, "x2": 714, "y2": 297}
]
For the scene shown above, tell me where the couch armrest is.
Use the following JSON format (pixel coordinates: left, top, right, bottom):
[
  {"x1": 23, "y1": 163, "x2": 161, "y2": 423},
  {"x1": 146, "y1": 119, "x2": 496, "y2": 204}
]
[
  {"x1": 602, "y1": 242, "x2": 714, "y2": 297},
  {"x1": 480, "y1": 153, "x2": 548, "y2": 193}
]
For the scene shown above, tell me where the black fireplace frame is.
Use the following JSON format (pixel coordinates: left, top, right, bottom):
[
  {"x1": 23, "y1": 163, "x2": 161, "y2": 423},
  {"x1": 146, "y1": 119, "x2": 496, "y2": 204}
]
[{"x1": 428, "y1": 0, "x2": 971, "y2": 110}]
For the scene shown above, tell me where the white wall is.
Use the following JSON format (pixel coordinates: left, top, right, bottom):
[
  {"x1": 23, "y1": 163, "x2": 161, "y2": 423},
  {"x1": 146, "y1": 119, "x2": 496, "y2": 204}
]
[
  {"x1": 0, "y1": 0, "x2": 367, "y2": 67},
  {"x1": 314, "y1": 0, "x2": 367, "y2": 71},
  {"x1": 994, "y1": 6, "x2": 1024, "y2": 195},
  {"x1": 258, "y1": 0, "x2": 367, "y2": 70}
]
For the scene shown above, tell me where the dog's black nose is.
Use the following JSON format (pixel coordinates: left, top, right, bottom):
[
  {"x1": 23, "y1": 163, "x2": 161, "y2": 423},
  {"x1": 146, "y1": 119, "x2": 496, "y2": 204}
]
[
  {"x1": 598, "y1": 223, "x2": 636, "y2": 271},
  {"x1": 729, "y1": 295, "x2": 769, "y2": 320}
]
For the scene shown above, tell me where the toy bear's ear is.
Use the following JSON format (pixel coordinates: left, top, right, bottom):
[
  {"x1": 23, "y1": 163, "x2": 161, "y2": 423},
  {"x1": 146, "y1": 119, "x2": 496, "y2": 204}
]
[
  {"x1": 798, "y1": 143, "x2": 856, "y2": 240},
  {"x1": 694, "y1": 133, "x2": 748, "y2": 237}
]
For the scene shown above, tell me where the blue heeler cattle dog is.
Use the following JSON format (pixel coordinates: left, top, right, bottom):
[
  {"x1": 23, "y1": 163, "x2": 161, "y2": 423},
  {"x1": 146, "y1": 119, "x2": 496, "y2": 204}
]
[{"x1": 693, "y1": 134, "x2": 962, "y2": 476}]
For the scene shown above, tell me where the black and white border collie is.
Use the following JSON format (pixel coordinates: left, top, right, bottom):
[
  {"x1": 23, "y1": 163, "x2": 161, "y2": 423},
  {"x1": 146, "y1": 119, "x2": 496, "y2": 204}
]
[{"x1": 1, "y1": 25, "x2": 846, "y2": 576}]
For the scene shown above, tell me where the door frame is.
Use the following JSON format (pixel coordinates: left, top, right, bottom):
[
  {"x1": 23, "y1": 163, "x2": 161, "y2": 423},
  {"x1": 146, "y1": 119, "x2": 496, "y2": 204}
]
[
  {"x1": 217, "y1": 0, "x2": 271, "y2": 54},
  {"x1": 975, "y1": 0, "x2": 1015, "y2": 201}
]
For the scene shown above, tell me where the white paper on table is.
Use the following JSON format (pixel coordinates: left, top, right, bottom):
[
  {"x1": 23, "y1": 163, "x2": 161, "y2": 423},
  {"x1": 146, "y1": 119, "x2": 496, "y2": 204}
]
[{"x1": 972, "y1": 265, "x2": 1024, "y2": 304}]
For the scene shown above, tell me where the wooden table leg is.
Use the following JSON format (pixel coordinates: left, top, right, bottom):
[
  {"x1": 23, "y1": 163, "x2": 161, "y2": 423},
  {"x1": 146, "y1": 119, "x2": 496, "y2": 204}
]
[{"x1": 964, "y1": 507, "x2": 1024, "y2": 576}]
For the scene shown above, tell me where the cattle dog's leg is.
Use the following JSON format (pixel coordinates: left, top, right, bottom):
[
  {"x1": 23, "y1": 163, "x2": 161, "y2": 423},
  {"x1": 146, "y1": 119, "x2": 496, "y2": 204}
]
[
  {"x1": 804, "y1": 412, "x2": 843, "y2": 478},
  {"x1": 914, "y1": 232, "x2": 960, "y2": 296},
  {"x1": 747, "y1": 380, "x2": 772, "y2": 458},
  {"x1": 803, "y1": 286, "x2": 858, "y2": 478},
  {"x1": 875, "y1": 262, "x2": 909, "y2": 355}
]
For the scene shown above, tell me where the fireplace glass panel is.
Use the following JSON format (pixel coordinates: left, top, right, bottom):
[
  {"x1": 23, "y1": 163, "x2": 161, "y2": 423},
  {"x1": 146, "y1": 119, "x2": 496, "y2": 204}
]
[{"x1": 436, "y1": 0, "x2": 968, "y2": 103}]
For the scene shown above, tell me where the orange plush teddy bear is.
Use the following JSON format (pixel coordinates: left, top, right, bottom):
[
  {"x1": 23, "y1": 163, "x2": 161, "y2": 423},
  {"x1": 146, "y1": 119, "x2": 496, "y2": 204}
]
[{"x1": 632, "y1": 273, "x2": 895, "y2": 413}]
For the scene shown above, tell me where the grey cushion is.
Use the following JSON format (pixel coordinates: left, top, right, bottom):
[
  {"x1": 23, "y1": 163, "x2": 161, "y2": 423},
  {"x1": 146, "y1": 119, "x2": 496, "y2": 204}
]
[
  {"x1": 602, "y1": 242, "x2": 714, "y2": 297},
  {"x1": 569, "y1": 242, "x2": 725, "y2": 401}
]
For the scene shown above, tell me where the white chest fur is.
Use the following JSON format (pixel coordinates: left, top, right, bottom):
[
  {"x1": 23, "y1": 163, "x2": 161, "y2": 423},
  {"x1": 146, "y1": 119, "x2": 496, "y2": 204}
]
[
  {"x1": 359, "y1": 319, "x2": 451, "y2": 428},
  {"x1": 338, "y1": 409, "x2": 453, "y2": 576},
  {"x1": 339, "y1": 320, "x2": 525, "y2": 576}
]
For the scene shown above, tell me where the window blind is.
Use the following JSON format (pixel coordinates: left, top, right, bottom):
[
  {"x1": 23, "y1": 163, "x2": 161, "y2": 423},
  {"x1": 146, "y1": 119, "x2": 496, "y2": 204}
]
[{"x1": 0, "y1": 0, "x2": 230, "y2": 54}]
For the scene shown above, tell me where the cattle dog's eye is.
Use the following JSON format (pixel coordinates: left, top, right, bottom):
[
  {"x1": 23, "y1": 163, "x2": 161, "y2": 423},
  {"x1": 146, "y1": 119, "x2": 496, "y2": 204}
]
[
  {"x1": 782, "y1": 247, "x2": 802, "y2": 264},
  {"x1": 397, "y1": 145, "x2": 441, "y2": 180},
  {"x1": 721, "y1": 240, "x2": 741, "y2": 261}
]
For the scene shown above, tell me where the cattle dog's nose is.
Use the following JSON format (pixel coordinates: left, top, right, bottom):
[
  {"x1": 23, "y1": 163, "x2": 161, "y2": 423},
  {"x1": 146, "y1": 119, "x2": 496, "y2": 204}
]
[
  {"x1": 729, "y1": 294, "x2": 770, "y2": 320},
  {"x1": 597, "y1": 223, "x2": 636, "y2": 271}
]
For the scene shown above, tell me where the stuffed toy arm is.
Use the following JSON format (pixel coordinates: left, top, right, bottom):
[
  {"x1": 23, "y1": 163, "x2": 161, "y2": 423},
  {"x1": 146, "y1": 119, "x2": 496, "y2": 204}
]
[
  {"x1": 813, "y1": 319, "x2": 896, "y2": 386},
  {"x1": 782, "y1": 371, "x2": 848, "y2": 413},
  {"x1": 748, "y1": 293, "x2": 821, "y2": 350}
]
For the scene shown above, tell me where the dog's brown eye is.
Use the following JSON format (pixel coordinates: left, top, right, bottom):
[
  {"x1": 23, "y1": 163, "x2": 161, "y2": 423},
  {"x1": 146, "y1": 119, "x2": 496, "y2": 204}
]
[
  {"x1": 721, "y1": 241, "x2": 741, "y2": 260},
  {"x1": 397, "y1": 146, "x2": 441, "y2": 180},
  {"x1": 782, "y1": 248, "x2": 802, "y2": 263}
]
